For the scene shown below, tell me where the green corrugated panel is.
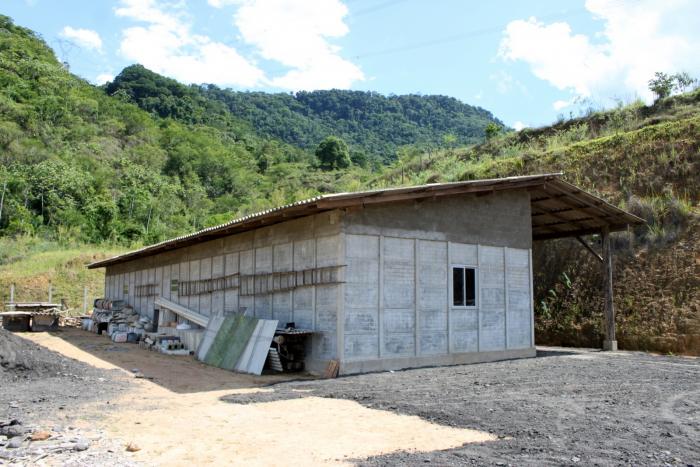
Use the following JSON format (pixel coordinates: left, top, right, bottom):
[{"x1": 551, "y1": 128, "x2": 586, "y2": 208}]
[
  {"x1": 203, "y1": 314, "x2": 239, "y2": 367},
  {"x1": 219, "y1": 315, "x2": 258, "y2": 370},
  {"x1": 203, "y1": 314, "x2": 258, "y2": 370}
]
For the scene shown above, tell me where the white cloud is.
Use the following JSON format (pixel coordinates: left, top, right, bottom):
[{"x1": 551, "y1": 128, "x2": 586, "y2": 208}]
[
  {"x1": 115, "y1": 0, "x2": 265, "y2": 87},
  {"x1": 233, "y1": 0, "x2": 364, "y2": 90},
  {"x1": 60, "y1": 26, "x2": 103, "y2": 52},
  {"x1": 552, "y1": 99, "x2": 573, "y2": 111},
  {"x1": 513, "y1": 121, "x2": 527, "y2": 131},
  {"x1": 95, "y1": 73, "x2": 114, "y2": 85},
  {"x1": 498, "y1": 0, "x2": 700, "y2": 103},
  {"x1": 207, "y1": 0, "x2": 237, "y2": 7}
]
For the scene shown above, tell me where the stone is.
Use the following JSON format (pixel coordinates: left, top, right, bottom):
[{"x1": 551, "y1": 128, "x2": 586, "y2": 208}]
[
  {"x1": 30, "y1": 431, "x2": 51, "y2": 441},
  {"x1": 73, "y1": 441, "x2": 89, "y2": 452},
  {"x1": 6, "y1": 438, "x2": 22, "y2": 449}
]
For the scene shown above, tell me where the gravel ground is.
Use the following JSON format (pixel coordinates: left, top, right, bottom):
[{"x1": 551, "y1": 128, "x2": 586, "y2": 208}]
[
  {"x1": 223, "y1": 348, "x2": 700, "y2": 466},
  {"x1": 0, "y1": 329, "x2": 134, "y2": 465}
]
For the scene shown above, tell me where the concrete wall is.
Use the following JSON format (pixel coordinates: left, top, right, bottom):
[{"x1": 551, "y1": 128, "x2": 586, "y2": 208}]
[
  {"x1": 103, "y1": 189, "x2": 535, "y2": 374},
  {"x1": 340, "y1": 190, "x2": 534, "y2": 374},
  {"x1": 104, "y1": 210, "x2": 344, "y2": 368}
]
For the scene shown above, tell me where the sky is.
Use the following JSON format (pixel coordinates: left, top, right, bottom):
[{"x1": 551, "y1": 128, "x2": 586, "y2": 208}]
[{"x1": 4, "y1": 0, "x2": 700, "y2": 129}]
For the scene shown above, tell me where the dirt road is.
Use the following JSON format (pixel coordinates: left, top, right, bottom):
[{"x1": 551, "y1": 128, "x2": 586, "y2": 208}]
[{"x1": 3, "y1": 329, "x2": 493, "y2": 465}]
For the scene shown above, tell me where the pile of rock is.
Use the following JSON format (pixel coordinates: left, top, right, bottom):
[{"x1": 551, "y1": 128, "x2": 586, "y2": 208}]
[{"x1": 0, "y1": 418, "x2": 136, "y2": 465}]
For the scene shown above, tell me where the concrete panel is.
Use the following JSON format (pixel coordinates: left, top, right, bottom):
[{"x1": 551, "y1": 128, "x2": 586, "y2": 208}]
[
  {"x1": 344, "y1": 334, "x2": 378, "y2": 359},
  {"x1": 169, "y1": 264, "x2": 179, "y2": 304},
  {"x1": 344, "y1": 308, "x2": 378, "y2": 333},
  {"x1": 419, "y1": 332, "x2": 448, "y2": 355},
  {"x1": 212, "y1": 256, "x2": 224, "y2": 315},
  {"x1": 273, "y1": 243, "x2": 293, "y2": 272},
  {"x1": 383, "y1": 237, "x2": 414, "y2": 309},
  {"x1": 273, "y1": 291, "x2": 292, "y2": 326},
  {"x1": 239, "y1": 295, "x2": 254, "y2": 316},
  {"x1": 200, "y1": 258, "x2": 212, "y2": 317},
  {"x1": 254, "y1": 294, "x2": 271, "y2": 319},
  {"x1": 178, "y1": 261, "x2": 189, "y2": 308},
  {"x1": 255, "y1": 246, "x2": 272, "y2": 273},
  {"x1": 316, "y1": 235, "x2": 341, "y2": 267},
  {"x1": 383, "y1": 332, "x2": 415, "y2": 356},
  {"x1": 419, "y1": 309, "x2": 447, "y2": 331},
  {"x1": 188, "y1": 260, "x2": 200, "y2": 312},
  {"x1": 451, "y1": 330, "x2": 478, "y2": 353},
  {"x1": 293, "y1": 286, "x2": 313, "y2": 309},
  {"x1": 346, "y1": 234, "x2": 379, "y2": 259},
  {"x1": 449, "y1": 242, "x2": 477, "y2": 266},
  {"x1": 383, "y1": 308, "x2": 414, "y2": 333},
  {"x1": 316, "y1": 285, "x2": 338, "y2": 332},
  {"x1": 479, "y1": 310, "x2": 506, "y2": 351},
  {"x1": 313, "y1": 331, "x2": 337, "y2": 359},
  {"x1": 507, "y1": 248, "x2": 532, "y2": 349},
  {"x1": 239, "y1": 250, "x2": 254, "y2": 275},
  {"x1": 293, "y1": 309, "x2": 314, "y2": 329},
  {"x1": 293, "y1": 239, "x2": 315, "y2": 270},
  {"x1": 162, "y1": 264, "x2": 171, "y2": 301}
]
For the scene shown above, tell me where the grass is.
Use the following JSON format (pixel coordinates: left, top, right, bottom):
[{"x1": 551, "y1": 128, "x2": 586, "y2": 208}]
[{"x1": 0, "y1": 237, "x2": 124, "y2": 313}]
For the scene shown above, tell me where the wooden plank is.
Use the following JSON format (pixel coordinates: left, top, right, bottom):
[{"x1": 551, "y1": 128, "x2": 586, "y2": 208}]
[{"x1": 323, "y1": 359, "x2": 339, "y2": 378}]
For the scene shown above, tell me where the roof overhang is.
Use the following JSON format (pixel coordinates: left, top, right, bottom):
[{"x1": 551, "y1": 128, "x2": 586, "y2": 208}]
[{"x1": 88, "y1": 173, "x2": 644, "y2": 269}]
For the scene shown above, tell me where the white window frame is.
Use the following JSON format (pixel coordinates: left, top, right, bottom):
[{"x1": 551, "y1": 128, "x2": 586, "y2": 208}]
[{"x1": 450, "y1": 264, "x2": 478, "y2": 309}]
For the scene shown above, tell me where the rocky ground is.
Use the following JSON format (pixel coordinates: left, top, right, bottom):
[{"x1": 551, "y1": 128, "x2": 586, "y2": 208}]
[
  {"x1": 0, "y1": 329, "x2": 134, "y2": 465},
  {"x1": 224, "y1": 348, "x2": 700, "y2": 466}
]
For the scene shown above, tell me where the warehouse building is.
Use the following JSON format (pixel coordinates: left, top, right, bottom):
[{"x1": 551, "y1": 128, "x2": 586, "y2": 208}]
[{"x1": 88, "y1": 173, "x2": 643, "y2": 375}]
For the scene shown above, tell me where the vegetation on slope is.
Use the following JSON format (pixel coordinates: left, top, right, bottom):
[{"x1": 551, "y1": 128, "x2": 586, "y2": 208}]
[
  {"x1": 104, "y1": 64, "x2": 502, "y2": 164},
  {"x1": 0, "y1": 15, "x2": 373, "y2": 247}
]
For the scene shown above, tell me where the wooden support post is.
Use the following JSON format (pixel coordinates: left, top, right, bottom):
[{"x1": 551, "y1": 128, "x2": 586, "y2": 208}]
[
  {"x1": 601, "y1": 226, "x2": 617, "y2": 351},
  {"x1": 10, "y1": 283, "x2": 15, "y2": 303},
  {"x1": 48, "y1": 281, "x2": 53, "y2": 303}
]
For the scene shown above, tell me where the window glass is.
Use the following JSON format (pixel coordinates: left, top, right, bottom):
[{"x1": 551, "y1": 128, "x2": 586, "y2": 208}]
[
  {"x1": 453, "y1": 266, "x2": 476, "y2": 307},
  {"x1": 465, "y1": 268, "x2": 476, "y2": 306},
  {"x1": 453, "y1": 267, "x2": 465, "y2": 306}
]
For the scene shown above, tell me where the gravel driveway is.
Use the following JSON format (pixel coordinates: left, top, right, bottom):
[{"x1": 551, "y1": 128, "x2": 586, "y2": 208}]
[{"x1": 223, "y1": 347, "x2": 700, "y2": 466}]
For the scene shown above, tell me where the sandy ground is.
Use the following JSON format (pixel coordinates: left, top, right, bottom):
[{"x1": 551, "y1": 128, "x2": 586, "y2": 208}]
[{"x1": 20, "y1": 329, "x2": 495, "y2": 466}]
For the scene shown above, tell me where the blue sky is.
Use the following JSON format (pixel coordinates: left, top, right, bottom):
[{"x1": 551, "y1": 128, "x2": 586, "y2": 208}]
[{"x1": 5, "y1": 0, "x2": 700, "y2": 128}]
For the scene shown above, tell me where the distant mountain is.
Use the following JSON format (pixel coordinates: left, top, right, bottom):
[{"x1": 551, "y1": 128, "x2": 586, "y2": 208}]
[{"x1": 105, "y1": 65, "x2": 503, "y2": 162}]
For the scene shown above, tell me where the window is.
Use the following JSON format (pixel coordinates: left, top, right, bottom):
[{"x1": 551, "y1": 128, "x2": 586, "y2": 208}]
[
  {"x1": 452, "y1": 266, "x2": 476, "y2": 307},
  {"x1": 123, "y1": 283, "x2": 129, "y2": 295},
  {"x1": 170, "y1": 279, "x2": 179, "y2": 293}
]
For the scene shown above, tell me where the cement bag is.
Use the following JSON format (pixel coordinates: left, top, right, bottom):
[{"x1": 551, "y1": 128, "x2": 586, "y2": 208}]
[{"x1": 112, "y1": 332, "x2": 128, "y2": 343}]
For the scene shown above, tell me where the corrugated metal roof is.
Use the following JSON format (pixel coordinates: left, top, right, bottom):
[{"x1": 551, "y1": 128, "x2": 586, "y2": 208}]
[{"x1": 88, "y1": 173, "x2": 644, "y2": 269}]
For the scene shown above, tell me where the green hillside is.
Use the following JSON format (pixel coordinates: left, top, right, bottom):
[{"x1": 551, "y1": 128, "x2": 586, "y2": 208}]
[
  {"x1": 0, "y1": 15, "x2": 371, "y2": 247},
  {"x1": 106, "y1": 64, "x2": 502, "y2": 163}
]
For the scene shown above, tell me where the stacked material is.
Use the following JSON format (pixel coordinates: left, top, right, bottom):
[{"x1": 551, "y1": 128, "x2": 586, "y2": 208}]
[{"x1": 91, "y1": 298, "x2": 153, "y2": 334}]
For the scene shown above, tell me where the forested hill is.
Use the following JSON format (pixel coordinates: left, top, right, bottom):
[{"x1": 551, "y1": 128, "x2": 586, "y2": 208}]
[{"x1": 106, "y1": 65, "x2": 502, "y2": 161}]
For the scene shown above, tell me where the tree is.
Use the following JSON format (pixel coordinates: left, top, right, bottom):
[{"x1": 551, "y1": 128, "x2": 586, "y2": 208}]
[
  {"x1": 315, "y1": 136, "x2": 351, "y2": 170},
  {"x1": 648, "y1": 71, "x2": 697, "y2": 102},
  {"x1": 648, "y1": 72, "x2": 675, "y2": 101},
  {"x1": 673, "y1": 72, "x2": 697, "y2": 93},
  {"x1": 484, "y1": 122, "x2": 501, "y2": 140}
]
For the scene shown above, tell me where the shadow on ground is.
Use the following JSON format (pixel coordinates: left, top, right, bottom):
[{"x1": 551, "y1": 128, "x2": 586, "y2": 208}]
[{"x1": 20, "y1": 328, "x2": 314, "y2": 394}]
